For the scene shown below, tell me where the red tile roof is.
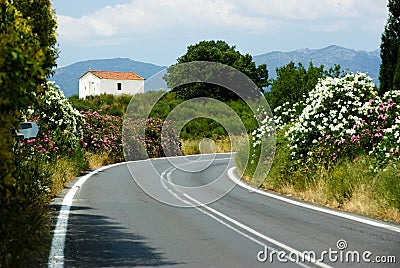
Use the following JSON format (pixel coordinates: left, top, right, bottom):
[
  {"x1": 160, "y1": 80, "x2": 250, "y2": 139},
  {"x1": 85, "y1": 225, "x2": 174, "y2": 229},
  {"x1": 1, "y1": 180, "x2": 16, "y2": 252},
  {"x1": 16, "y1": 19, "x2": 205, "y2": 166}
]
[{"x1": 83, "y1": 70, "x2": 144, "y2": 80}]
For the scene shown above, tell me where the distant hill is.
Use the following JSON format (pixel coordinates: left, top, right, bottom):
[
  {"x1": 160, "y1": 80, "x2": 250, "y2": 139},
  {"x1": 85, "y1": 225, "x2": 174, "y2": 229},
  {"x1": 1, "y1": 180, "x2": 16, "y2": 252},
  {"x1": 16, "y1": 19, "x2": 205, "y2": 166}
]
[
  {"x1": 51, "y1": 58, "x2": 167, "y2": 97},
  {"x1": 52, "y1": 46, "x2": 381, "y2": 97},
  {"x1": 254, "y1": 45, "x2": 381, "y2": 85}
]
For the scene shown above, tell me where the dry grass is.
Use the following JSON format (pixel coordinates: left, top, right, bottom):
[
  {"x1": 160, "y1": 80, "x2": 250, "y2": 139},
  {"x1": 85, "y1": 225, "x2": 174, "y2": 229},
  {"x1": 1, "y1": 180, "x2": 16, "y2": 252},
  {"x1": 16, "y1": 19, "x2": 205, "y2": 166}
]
[
  {"x1": 181, "y1": 136, "x2": 247, "y2": 155},
  {"x1": 338, "y1": 182, "x2": 400, "y2": 223},
  {"x1": 50, "y1": 158, "x2": 80, "y2": 196},
  {"x1": 271, "y1": 180, "x2": 339, "y2": 208},
  {"x1": 50, "y1": 152, "x2": 109, "y2": 197},
  {"x1": 340, "y1": 183, "x2": 378, "y2": 216},
  {"x1": 379, "y1": 208, "x2": 400, "y2": 223},
  {"x1": 259, "y1": 179, "x2": 400, "y2": 223},
  {"x1": 86, "y1": 151, "x2": 109, "y2": 170},
  {"x1": 238, "y1": 168, "x2": 400, "y2": 223},
  {"x1": 181, "y1": 139, "x2": 202, "y2": 155}
]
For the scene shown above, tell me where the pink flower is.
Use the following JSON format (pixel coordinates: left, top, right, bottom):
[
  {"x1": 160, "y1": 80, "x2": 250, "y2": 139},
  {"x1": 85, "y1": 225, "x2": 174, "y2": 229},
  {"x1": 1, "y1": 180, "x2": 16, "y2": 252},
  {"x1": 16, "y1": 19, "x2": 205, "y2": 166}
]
[
  {"x1": 325, "y1": 134, "x2": 330, "y2": 141},
  {"x1": 378, "y1": 114, "x2": 387, "y2": 120},
  {"x1": 351, "y1": 135, "x2": 360, "y2": 143}
]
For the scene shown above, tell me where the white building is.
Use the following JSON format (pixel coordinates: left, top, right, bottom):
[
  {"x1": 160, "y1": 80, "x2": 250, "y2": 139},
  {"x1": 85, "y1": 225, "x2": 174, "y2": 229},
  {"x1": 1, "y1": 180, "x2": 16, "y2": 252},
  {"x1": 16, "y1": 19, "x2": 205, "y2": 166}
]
[{"x1": 78, "y1": 70, "x2": 144, "y2": 98}]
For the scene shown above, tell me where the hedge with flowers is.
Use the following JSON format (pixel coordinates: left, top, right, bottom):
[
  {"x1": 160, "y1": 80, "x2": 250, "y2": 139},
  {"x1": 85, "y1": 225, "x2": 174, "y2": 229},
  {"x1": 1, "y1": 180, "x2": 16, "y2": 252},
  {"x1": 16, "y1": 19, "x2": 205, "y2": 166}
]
[
  {"x1": 17, "y1": 83, "x2": 181, "y2": 167},
  {"x1": 243, "y1": 73, "x2": 400, "y2": 212},
  {"x1": 282, "y1": 73, "x2": 400, "y2": 167},
  {"x1": 15, "y1": 82, "x2": 85, "y2": 160},
  {"x1": 80, "y1": 110, "x2": 124, "y2": 163}
]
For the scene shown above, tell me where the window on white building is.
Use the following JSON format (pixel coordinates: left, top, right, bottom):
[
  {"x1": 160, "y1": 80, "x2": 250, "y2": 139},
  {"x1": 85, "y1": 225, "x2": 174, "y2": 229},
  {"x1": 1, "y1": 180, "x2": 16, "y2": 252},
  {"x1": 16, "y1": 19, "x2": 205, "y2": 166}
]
[{"x1": 117, "y1": 83, "x2": 122, "y2": 90}]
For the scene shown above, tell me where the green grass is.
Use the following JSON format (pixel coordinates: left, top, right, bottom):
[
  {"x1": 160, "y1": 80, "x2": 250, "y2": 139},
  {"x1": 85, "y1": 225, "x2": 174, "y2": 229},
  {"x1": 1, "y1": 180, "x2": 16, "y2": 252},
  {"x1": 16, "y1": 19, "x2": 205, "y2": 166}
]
[{"x1": 236, "y1": 130, "x2": 400, "y2": 223}]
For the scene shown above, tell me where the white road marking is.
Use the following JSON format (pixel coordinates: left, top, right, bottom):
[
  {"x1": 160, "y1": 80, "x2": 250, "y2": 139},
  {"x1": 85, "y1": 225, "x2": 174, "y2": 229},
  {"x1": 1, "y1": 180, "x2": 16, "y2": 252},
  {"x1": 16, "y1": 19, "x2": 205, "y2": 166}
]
[
  {"x1": 47, "y1": 162, "x2": 126, "y2": 268},
  {"x1": 183, "y1": 197, "x2": 313, "y2": 268},
  {"x1": 161, "y1": 162, "x2": 331, "y2": 268},
  {"x1": 48, "y1": 152, "x2": 400, "y2": 268},
  {"x1": 227, "y1": 167, "x2": 400, "y2": 233},
  {"x1": 48, "y1": 153, "x2": 232, "y2": 267},
  {"x1": 182, "y1": 193, "x2": 327, "y2": 268}
]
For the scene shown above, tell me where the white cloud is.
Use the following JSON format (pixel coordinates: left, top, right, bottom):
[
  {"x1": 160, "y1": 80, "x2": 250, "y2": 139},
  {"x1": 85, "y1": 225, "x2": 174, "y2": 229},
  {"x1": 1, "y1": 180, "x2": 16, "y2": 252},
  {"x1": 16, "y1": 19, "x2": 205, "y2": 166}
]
[
  {"x1": 239, "y1": 0, "x2": 387, "y2": 20},
  {"x1": 56, "y1": 0, "x2": 277, "y2": 45},
  {"x1": 57, "y1": 0, "x2": 388, "y2": 45},
  {"x1": 237, "y1": 0, "x2": 388, "y2": 35}
]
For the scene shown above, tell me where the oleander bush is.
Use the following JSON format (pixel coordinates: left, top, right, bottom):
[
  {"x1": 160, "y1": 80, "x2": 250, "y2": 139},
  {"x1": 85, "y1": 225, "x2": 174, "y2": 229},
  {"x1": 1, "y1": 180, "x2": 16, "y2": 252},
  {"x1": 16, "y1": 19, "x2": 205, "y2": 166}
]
[
  {"x1": 284, "y1": 74, "x2": 399, "y2": 167},
  {"x1": 80, "y1": 110, "x2": 124, "y2": 164},
  {"x1": 238, "y1": 73, "x2": 400, "y2": 218},
  {"x1": 123, "y1": 117, "x2": 181, "y2": 160}
]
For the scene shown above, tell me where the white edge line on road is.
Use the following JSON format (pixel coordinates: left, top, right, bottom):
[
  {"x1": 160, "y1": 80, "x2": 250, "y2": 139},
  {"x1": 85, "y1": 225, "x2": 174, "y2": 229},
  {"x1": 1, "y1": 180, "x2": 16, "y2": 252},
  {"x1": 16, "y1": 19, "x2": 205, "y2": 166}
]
[
  {"x1": 227, "y1": 167, "x2": 400, "y2": 233},
  {"x1": 49, "y1": 152, "x2": 399, "y2": 268},
  {"x1": 160, "y1": 162, "x2": 328, "y2": 268},
  {"x1": 47, "y1": 161, "x2": 126, "y2": 268},
  {"x1": 47, "y1": 153, "x2": 233, "y2": 268}
]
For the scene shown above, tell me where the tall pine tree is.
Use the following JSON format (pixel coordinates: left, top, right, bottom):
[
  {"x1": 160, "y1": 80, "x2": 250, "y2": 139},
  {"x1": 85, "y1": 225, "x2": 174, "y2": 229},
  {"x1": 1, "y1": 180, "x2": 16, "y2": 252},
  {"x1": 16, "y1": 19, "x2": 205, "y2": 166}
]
[{"x1": 379, "y1": 0, "x2": 400, "y2": 95}]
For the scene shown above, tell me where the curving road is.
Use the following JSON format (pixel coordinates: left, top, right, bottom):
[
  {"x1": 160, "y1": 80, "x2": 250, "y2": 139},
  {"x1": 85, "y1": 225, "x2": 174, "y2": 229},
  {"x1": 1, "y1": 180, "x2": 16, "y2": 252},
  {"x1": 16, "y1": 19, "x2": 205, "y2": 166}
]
[{"x1": 49, "y1": 153, "x2": 400, "y2": 267}]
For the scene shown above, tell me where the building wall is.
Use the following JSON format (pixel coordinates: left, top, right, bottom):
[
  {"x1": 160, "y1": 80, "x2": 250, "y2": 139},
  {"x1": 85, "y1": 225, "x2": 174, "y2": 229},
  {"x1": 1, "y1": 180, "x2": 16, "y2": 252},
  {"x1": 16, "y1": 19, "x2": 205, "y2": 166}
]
[
  {"x1": 79, "y1": 73, "x2": 101, "y2": 99},
  {"x1": 99, "y1": 79, "x2": 144, "y2": 96},
  {"x1": 79, "y1": 73, "x2": 144, "y2": 98}
]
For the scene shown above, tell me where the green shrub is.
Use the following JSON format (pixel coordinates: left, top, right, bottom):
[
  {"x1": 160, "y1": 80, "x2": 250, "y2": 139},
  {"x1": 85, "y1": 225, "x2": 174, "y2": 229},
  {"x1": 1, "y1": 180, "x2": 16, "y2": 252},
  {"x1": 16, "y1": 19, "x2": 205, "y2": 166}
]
[
  {"x1": 376, "y1": 162, "x2": 400, "y2": 209},
  {"x1": 235, "y1": 135, "x2": 253, "y2": 177},
  {"x1": 2, "y1": 151, "x2": 53, "y2": 267},
  {"x1": 327, "y1": 164, "x2": 357, "y2": 206},
  {"x1": 3, "y1": 81, "x2": 85, "y2": 267},
  {"x1": 264, "y1": 127, "x2": 296, "y2": 189}
]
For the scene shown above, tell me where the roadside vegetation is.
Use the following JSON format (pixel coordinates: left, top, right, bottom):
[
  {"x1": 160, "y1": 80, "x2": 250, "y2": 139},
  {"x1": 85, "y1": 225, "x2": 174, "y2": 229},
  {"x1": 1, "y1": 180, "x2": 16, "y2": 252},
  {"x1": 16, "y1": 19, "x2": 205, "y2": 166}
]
[
  {"x1": 237, "y1": 73, "x2": 400, "y2": 222},
  {"x1": 1, "y1": 1, "x2": 399, "y2": 267},
  {"x1": 236, "y1": 0, "x2": 400, "y2": 223},
  {"x1": 1, "y1": 1, "x2": 59, "y2": 266}
]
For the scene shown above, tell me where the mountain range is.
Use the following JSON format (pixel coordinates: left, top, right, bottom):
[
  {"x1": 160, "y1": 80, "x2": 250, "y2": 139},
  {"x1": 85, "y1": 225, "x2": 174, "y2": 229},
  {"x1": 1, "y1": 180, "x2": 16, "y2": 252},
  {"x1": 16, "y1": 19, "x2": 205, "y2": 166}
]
[
  {"x1": 51, "y1": 45, "x2": 381, "y2": 97},
  {"x1": 254, "y1": 45, "x2": 381, "y2": 84}
]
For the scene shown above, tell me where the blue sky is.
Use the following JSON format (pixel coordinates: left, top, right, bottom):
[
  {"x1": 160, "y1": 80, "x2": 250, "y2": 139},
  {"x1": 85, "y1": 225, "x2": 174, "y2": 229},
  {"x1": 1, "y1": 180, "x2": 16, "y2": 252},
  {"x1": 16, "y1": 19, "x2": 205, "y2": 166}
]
[{"x1": 51, "y1": 0, "x2": 388, "y2": 67}]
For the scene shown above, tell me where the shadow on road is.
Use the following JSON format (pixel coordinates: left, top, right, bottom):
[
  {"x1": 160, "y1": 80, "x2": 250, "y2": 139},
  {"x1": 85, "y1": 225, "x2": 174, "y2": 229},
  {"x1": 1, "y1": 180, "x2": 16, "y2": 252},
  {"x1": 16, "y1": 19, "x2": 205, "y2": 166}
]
[{"x1": 64, "y1": 206, "x2": 183, "y2": 267}]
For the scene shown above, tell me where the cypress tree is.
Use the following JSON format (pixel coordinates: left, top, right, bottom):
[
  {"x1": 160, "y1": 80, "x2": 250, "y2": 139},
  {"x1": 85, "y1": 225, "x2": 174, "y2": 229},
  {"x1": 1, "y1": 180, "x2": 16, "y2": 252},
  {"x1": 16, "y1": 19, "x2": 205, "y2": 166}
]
[
  {"x1": 379, "y1": 0, "x2": 400, "y2": 95},
  {"x1": 394, "y1": 45, "x2": 400, "y2": 91}
]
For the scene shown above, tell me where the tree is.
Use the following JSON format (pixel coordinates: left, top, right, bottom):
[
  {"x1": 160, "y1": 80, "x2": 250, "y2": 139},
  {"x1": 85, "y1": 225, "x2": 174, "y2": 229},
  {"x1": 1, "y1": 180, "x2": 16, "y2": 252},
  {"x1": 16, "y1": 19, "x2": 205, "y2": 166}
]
[
  {"x1": 164, "y1": 40, "x2": 269, "y2": 101},
  {"x1": 15, "y1": 0, "x2": 58, "y2": 75},
  {"x1": 265, "y1": 61, "x2": 325, "y2": 110},
  {"x1": 393, "y1": 45, "x2": 400, "y2": 91},
  {"x1": 0, "y1": 0, "x2": 57, "y2": 265},
  {"x1": 379, "y1": 0, "x2": 400, "y2": 95}
]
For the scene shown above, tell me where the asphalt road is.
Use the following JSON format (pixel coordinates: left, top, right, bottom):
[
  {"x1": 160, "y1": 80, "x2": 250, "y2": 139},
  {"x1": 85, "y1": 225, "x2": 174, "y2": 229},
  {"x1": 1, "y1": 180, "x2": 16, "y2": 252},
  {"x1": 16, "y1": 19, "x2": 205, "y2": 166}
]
[{"x1": 50, "y1": 153, "x2": 400, "y2": 267}]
